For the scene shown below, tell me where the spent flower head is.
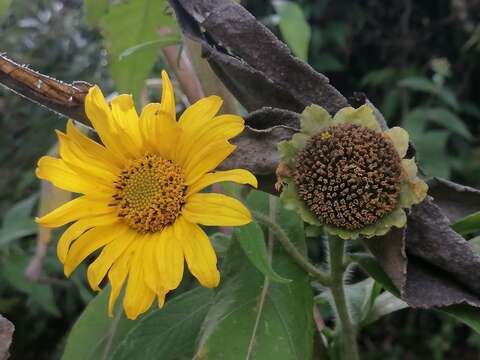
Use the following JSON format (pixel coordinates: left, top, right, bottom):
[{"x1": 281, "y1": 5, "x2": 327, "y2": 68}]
[
  {"x1": 277, "y1": 104, "x2": 428, "y2": 240},
  {"x1": 36, "y1": 71, "x2": 257, "y2": 319}
]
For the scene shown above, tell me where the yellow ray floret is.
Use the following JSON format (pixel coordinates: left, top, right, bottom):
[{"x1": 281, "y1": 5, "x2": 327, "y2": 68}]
[{"x1": 36, "y1": 71, "x2": 257, "y2": 320}]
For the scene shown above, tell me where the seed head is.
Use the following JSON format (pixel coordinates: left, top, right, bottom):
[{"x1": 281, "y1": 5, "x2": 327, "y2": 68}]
[{"x1": 294, "y1": 124, "x2": 402, "y2": 230}]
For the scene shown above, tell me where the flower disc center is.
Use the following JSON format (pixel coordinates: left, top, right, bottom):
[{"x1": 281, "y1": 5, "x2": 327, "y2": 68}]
[
  {"x1": 113, "y1": 154, "x2": 186, "y2": 233},
  {"x1": 294, "y1": 124, "x2": 402, "y2": 230}
]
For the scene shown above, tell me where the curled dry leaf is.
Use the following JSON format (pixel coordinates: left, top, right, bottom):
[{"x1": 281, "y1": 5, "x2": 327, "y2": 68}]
[{"x1": 0, "y1": 315, "x2": 14, "y2": 360}]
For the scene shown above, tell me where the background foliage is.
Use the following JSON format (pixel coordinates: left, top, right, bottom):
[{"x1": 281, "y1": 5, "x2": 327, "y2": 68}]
[{"x1": 1, "y1": 0, "x2": 480, "y2": 359}]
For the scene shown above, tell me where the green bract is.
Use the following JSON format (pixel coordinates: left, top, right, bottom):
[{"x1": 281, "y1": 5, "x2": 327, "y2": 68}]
[{"x1": 277, "y1": 104, "x2": 428, "y2": 240}]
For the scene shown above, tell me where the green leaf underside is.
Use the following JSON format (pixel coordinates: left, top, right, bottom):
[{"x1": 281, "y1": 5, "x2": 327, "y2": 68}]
[
  {"x1": 61, "y1": 286, "x2": 135, "y2": 360},
  {"x1": 353, "y1": 254, "x2": 480, "y2": 334},
  {"x1": 236, "y1": 222, "x2": 292, "y2": 283},
  {"x1": 110, "y1": 287, "x2": 213, "y2": 360},
  {"x1": 196, "y1": 190, "x2": 313, "y2": 360},
  {"x1": 100, "y1": 0, "x2": 179, "y2": 100}
]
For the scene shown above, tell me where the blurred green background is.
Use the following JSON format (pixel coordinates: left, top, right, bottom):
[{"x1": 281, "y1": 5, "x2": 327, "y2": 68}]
[{"x1": 0, "y1": 0, "x2": 479, "y2": 358}]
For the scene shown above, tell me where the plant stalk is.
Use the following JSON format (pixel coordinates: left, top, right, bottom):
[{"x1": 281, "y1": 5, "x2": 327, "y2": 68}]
[
  {"x1": 328, "y1": 235, "x2": 359, "y2": 360},
  {"x1": 253, "y1": 211, "x2": 331, "y2": 286}
]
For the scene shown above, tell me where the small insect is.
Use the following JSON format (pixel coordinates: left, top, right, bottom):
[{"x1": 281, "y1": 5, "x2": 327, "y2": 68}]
[{"x1": 275, "y1": 160, "x2": 292, "y2": 191}]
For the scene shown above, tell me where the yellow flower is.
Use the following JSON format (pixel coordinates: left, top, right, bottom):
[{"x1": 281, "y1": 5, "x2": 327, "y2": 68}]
[{"x1": 36, "y1": 71, "x2": 257, "y2": 320}]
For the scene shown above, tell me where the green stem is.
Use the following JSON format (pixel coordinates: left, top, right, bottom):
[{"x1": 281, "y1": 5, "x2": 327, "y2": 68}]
[
  {"x1": 253, "y1": 211, "x2": 331, "y2": 286},
  {"x1": 328, "y1": 235, "x2": 359, "y2": 360}
]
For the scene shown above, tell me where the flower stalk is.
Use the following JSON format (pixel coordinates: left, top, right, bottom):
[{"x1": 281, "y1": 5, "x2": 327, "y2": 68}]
[
  {"x1": 328, "y1": 235, "x2": 359, "y2": 360},
  {"x1": 253, "y1": 211, "x2": 331, "y2": 286}
]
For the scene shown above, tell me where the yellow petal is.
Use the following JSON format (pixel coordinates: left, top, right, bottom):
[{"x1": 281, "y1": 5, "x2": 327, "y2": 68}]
[
  {"x1": 65, "y1": 120, "x2": 123, "y2": 169},
  {"x1": 56, "y1": 131, "x2": 118, "y2": 186},
  {"x1": 87, "y1": 228, "x2": 136, "y2": 291},
  {"x1": 36, "y1": 196, "x2": 114, "y2": 228},
  {"x1": 156, "y1": 225, "x2": 184, "y2": 291},
  {"x1": 57, "y1": 213, "x2": 118, "y2": 263},
  {"x1": 142, "y1": 234, "x2": 164, "y2": 296},
  {"x1": 182, "y1": 193, "x2": 252, "y2": 226},
  {"x1": 36, "y1": 156, "x2": 113, "y2": 196},
  {"x1": 183, "y1": 141, "x2": 236, "y2": 185},
  {"x1": 85, "y1": 86, "x2": 139, "y2": 159},
  {"x1": 64, "y1": 223, "x2": 126, "y2": 277},
  {"x1": 139, "y1": 103, "x2": 180, "y2": 159},
  {"x1": 123, "y1": 239, "x2": 156, "y2": 320},
  {"x1": 111, "y1": 94, "x2": 143, "y2": 149},
  {"x1": 175, "y1": 216, "x2": 220, "y2": 288},
  {"x1": 160, "y1": 70, "x2": 176, "y2": 122},
  {"x1": 176, "y1": 114, "x2": 244, "y2": 165},
  {"x1": 178, "y1": 96, "x2": 223, "y2": 133},
  {"x1": 187, "y1": 169, "x2": 257, "y2": 196},
  {"x1": 384, "y1": 127, "x2": 409, "y2": 158},
  {"x1": 108, "y1": 242, "x2": 136, "y2": 317}
]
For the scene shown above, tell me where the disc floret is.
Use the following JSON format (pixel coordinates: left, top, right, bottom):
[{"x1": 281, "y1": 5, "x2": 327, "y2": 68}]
[{"x1": 113, "y1": 153, "x2": 186, "y2": 233}]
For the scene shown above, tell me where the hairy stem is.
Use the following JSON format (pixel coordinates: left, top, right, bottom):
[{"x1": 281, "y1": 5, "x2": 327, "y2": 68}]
[
  {"x1": 253, "y1": 211, "x2": 331, "y2": 286},
  {"x1": 328, "y1": 235, "x2": 359, "y2": 360}
]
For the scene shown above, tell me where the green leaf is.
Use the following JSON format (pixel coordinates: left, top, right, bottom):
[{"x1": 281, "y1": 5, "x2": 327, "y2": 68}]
[
  {"x1": 451, "y1": 211, "x2": 480, "y2": 235},
  {"x1": 0, "y1": 0, "x2": 12, "y2": 19},
  {"x1": 469, "y1": 235, "x2": 480, "y2": 255},
  {"x1": 61, "y1": 287, "x2": 136, "y2": 360},
  {"x1": 84, "y1": 0, "x2": 110, "y2": 27},
  {"x1": 415, "y1": 130, "x2": 451, "y2": 178},
  {"x1": 2, "y1": 255, "x2": 60, "y2": 316},
  {"x1": 236, "y1": 222, "x2": 292, "y2": 283},
  {"x1": 399, "y1": 77, "x2": 437, "y2": 94},
  {"x1": 196, "y1": 191, "x2": 313, "y2": 360},
  {"x1": 352, "y1": 254, "x2": 480, "y2": 334},
  {"x1": 439, "y1": 304, "x2": 480, "y2": 334},
  {"x1": 100, "y1": 0, "x2": 179, "y2": 100},
  {"x1": 274, "y1": 1, "x2": 311, "y2": 61},
  {"x1": 424, "y1": 107, "x2": 472, "y2": 140},
  {"x1": 110, "y1": 287, "x2": 213, "y2": 360},
  {"x1": 118, "y1": 34, "x2": 181, "y2": 61},
  {"x1": 363, "y1": 291, "x2": 408, "y2": 325},
  {"x1": 317, "y1": 278, "x2": 376, "y2": 326},
  {"x1": 0, "y1": 195, "x2": 38, "y2": 247},
  {"x1": 350, "y1": 254, "x2": 399, "y2": 296}
]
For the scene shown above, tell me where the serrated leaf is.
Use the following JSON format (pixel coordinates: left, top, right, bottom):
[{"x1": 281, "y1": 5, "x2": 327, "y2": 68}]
[
  {"x1": 236, "y1": 222, "x2": 292, "y2": 283},
  {"x1": 273, "y1": 1, "x2": 311, "y2": 61},
  {"x1": 61, "y1": 287, "x2": 136, "y2": 360},
  {"x1": 196, "y1": 191, "x2": 313, "y2": 360},
  {"x1": 110, "y1": 287, "x2": 213, "y2": 360},
  {"x1": 100, "y1": 0, "x2": 179, "y2": 100}
]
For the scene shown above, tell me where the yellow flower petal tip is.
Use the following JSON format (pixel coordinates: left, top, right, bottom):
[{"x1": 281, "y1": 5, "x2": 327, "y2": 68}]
[
  {"x1": 279, "y1": 103, "x2": 428, "y2": 240},
  {"x1": 35, "y1": 71, "x2": 256, "y2": 319}
]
